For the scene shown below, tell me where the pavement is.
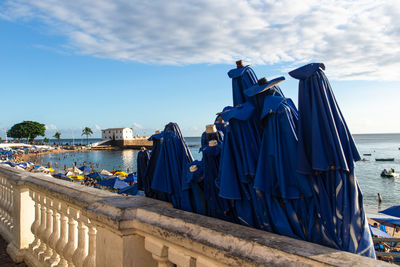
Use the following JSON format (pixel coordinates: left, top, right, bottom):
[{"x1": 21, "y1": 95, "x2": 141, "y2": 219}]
[{"x1": 0, "y1": 236, "x2": 26, "y2": 267}]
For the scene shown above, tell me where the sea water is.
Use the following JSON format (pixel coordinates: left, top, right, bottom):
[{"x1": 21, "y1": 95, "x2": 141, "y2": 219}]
[{"x1": 36, "y1": 134, "x2": 400, "y2": 215}]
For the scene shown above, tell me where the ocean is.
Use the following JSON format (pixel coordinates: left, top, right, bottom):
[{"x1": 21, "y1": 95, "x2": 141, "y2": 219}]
[{"x1": 35, "y1": 134, "x2": 400, "y2": 216}]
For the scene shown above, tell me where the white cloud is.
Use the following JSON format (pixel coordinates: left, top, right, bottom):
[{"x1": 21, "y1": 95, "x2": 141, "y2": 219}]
[
  {"x1": 95, "y1": 124, "x2": 101, "y2": 131},
  {"x1": 1, "y1": 0, "x2": 400, "y2": 80},
  {"x1": 132, "y1": 122, "x2": 144, "y2": 130},
  {"x1": 45, "y1": 124, "x2": 57, "y2": 130}
]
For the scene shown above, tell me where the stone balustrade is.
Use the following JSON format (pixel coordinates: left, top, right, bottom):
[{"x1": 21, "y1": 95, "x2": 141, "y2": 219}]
[{"x1": 0, "y1": 165, "x2": 392, "y2": 266}]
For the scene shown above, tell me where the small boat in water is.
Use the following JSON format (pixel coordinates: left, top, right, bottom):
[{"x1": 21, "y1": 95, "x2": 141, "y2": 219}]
[
  {"x1": 381, "y1": 172, "x2": 399, "y2": 178},
  {"x1": 363, "y1": 153, "x2": 371, "y2": 156},
  {"x1": 375, "y1": 158, "x2": 395, "y2": 161}
]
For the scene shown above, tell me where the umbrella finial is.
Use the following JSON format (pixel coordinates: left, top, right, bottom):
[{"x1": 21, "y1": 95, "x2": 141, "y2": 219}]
[
  {"x1": 205, "y1": 124, "x2": 217, "y2": 133},
  {"x1": 189, "y1": 165, "x2": 198, "y2": 173},
  {"x1": 236, "y1": 60, "x2": 244, "y2": 68},
  {"x1": 258, "y1": 77, "x2": 268, "y2": 85}
]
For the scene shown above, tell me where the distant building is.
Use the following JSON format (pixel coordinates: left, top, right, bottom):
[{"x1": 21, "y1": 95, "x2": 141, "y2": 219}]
[{"x1": 102, "y1": 128, "x2": 133, "y2": 141}]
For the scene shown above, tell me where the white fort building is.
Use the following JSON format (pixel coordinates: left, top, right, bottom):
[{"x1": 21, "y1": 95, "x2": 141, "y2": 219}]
[{"x1": 101, "y1": 128, "x2": 134, "y2": 141}]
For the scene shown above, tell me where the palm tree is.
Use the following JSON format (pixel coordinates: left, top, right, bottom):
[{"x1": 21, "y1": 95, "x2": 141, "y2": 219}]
[
  {"x1": 81, "y1": 127, "x2": 93, "y2": 145},
  {"x1": 53, "y1": 132, "x2": 62, "y2": 145}
]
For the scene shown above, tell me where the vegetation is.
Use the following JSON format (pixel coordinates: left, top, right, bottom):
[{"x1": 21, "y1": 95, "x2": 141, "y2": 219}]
[
  {"x1": 43, "y1": 137, "x2": 50, "y2": 144},
  {"x1": 7, "y1": 121, "x2": 46, "y2": 142},
  {"x1": 81, "y1": 127, "x2": 93, "y2": 145},
  {"x1": 53, "y1": 132, "x2": 62, "y2": 145}
]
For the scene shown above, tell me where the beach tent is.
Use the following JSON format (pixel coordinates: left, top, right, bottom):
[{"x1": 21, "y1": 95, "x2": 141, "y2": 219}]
[
  {"x1": 52, "y1": 173, "x2": 70, "y2": 180},
  {"x1": 290, "y1": 63, "x2": 375, "y2": 258},
  {"x1": 114, "y1": 171, "x2": 128, "y2": 177},
  {"x1": 372, "y1": 218, "x2": 400, "y2": 227},
  {"x1": 380, "y1": 205, "x2": 400, "y2": 218}
]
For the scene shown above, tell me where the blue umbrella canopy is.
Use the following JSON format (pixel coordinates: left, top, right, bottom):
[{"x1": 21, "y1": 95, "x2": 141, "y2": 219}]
[
  {"x1": 96, "y1": 177, "x2": 129, "y2": 189},
  {"x1": 124, "y1": 173, "x2": 137, "y2": 184},
  {"x1": 137, "y1": 149, "x2": 150, "y2": 190},
  {"x1": 152, "y1": 122, "x2": 200, "y2": 212},
  {"x1": 380, "y1": 205, "x2": 400, "y2": 218},
  {"x1": 253, "y1": 94, "x2": 317, "y2": 241},
  {"x1": 218, "y1": 103, "x2": 264, "y2": 229},
  {"x1": 87, "y1": 172, "x2": 107, "y2": 181},
  {"x1": 290, "y1": 63, "x2": 375, "y2": 258},
  {"x1": 227, "y1": 62, "x2": 258, "y2": 106},
  {"x1": 119, "y1": 183, "x2": 139, "y2": 196},
  {"x1": 79, "y1": 165, "x2": 91, "y2": 173},
  {"x1": 202, "y1": 139, "x2": 236, "y2": 222},
  {"x1": 183, "y1": 160, "x2": 206, "y2": 215},
  {"x1": 142, "y1": 132, "x2": 168, "y2": 200}
]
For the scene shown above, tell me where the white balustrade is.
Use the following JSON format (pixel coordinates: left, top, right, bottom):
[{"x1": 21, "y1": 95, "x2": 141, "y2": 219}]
[
  {"x1": 72, "y1": 211, "x2": 88, "y2": 267},
  {"x1": 63, "y1": 206, "x2": 78, "y2": 266},
  {"x1": 55, "y1": 202, "x2": 69, "y2": 267},
  {"x1": 0, "y1": 166, "x2": 384, "y2": 267},
  {"x1": 45, "y1": 199, "x2": 60, "y2": 266}
]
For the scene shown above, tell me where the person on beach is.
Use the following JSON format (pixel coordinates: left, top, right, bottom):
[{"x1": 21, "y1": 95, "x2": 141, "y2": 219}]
[{"x1": 378, "y1": 193, "x2": 383, "y2": 203}]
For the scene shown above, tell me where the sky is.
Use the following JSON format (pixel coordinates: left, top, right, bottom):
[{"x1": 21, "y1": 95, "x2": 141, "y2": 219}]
[{"x1": 1, "y1": 0, "x2": 400, "y2": 138}]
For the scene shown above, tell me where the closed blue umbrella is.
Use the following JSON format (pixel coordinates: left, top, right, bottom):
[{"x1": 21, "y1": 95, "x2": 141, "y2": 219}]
[
  {"x1": 152, "y1": 123, "x2": 201, "y2": 212},
  {"x1": 227, "y1": 61, "x2": 258, "y2": 106},
  {"x1": 253, "y1": 94, "x2": 317, "y2": 241},
  {"x1": 183, "y1": 160, "x2": 206, "y2": 215},
  {"x1": 290, "y1": 63, "x2": 375, "y2": 258},
  {"x1": 202, "y1": 139, "x2": 236, "y2": 222},
  {"x1": 142, "y1": 132, "x2": 168, "y2": 200},
  {"x1": 218, "y1": 103, "x2": 264, "y2": 228},
  {"x1": 137, "y1": 149, "x2": 150, "y2": 190}
]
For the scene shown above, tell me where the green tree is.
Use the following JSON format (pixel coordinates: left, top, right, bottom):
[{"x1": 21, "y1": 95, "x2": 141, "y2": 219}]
[
  {"x1": 53, "y1": 132, "x2": 62, "y2": 145},
  {"x1": 7, "y1": 121, "x2": 46, "y2": 143},
  {"x1": 43, "y1": 137, "x2": 50, "y2": 144},
  {"x1": 81, "y1": 127, "x2": 93, "y2": 145}
]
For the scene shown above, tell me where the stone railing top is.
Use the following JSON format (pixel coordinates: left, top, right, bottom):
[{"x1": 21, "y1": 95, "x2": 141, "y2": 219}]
[{"x1": 0, "y1": 165, "x2": 390, "y2": 267}]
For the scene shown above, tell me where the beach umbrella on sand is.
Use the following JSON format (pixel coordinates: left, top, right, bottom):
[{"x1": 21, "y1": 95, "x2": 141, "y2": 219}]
[
  {"x1": 114, "y1": 171, "x2": 128, "y2": 177},
  {"x1": 124, "y1": 173, "x2": 137, "y2": 184},
  {"x1": 380, "y1": 205, "x2": 400, "y2": 218},
  {"x1": 152, "y1": 122, "x2": 202, "y2": 212},
  {"x1": 218, "y1": 103, "x2": 264, "y2": 228},
  {"x1": 79, "y1": 165, "x2": 91, "y2": 173},
  {"x1": 87, "y1": 172, "x2": 107, "y2": 181},
  {"x1": 253, "y1": 94, "x2": 317, "y2": 241},
  {"x1": 52, "y1": 173, "x2": 70, "y2": 180},
  {"x1": 96, "y1": 177, "x2": 129, "y2": 189},
  {"x1": 227, "y1": 60, "x2": 258, "y2": 106},
  {"x1": 289, "y1": 63, "x2": 375, "y2": 258},
  {"x1": 137, "y1": 148, "x2": 150, "y2": 190},
  {"x1": 99, "y1": 169, "x2": 112, "y2": 176},
  {"x1": 119, "y1": 183, "x2": 139, "y2": 196}
]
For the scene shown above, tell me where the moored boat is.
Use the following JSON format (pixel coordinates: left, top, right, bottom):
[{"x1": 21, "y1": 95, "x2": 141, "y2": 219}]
[{"x1": 375, "y1": 158, "x2": 395, "y2": 161}]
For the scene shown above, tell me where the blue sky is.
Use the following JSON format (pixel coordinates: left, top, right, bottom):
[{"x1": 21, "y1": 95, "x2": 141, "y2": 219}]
[{"x1": 1, "y1": 0, "x2": 400, "y2": 138}]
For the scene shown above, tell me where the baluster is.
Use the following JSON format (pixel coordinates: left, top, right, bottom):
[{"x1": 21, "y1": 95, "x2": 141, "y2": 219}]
[
  {"x1": 28, "y1": 191, "x2": 41, "y2": 253},
  {"x1": 7, "y1": 184, "x2": 13, "y2": 229},
  {"x1": 82, "y1": 218, "x2": 96, "y2": 267},
  {"x1": 33, "y1": 194, "x2": 47, "y2": 258},
  {"x1": 45, "y1": 199, "x2": 61, "y2": 266},
  {"x1": 63, "y1": 206, "x2": 78, "y2": 266},
  {"x1": 0, "y1": 178, "x2": 5, "y2": 225},
  {"x1": 145, "y1": 237, "x2": 174, "y2": 267},
  {"x1": 40, "y1": 197, "x2": 54, "y2": 262},
  {"x1": 72, "y1": 212, "x2": 88, "y2": 267},
  {"x1": 55, "y1": 203, "x2": 69, "y2": 267}
]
